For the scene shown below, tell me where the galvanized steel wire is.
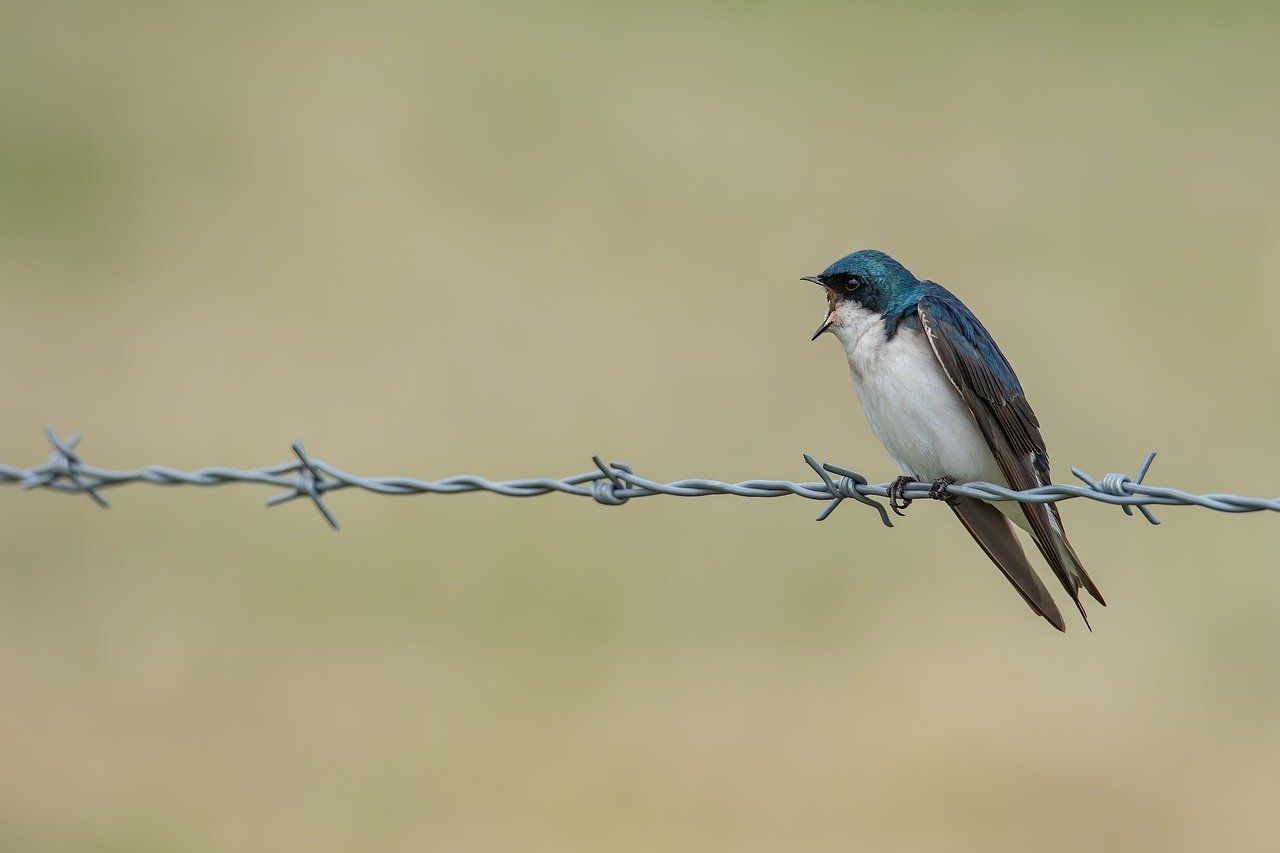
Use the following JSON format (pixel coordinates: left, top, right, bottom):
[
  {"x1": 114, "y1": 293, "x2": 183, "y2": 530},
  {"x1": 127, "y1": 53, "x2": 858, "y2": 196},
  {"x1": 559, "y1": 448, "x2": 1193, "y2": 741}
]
[{"x1": 2, "y1": 428, "x2": 1277, "y2": 531}]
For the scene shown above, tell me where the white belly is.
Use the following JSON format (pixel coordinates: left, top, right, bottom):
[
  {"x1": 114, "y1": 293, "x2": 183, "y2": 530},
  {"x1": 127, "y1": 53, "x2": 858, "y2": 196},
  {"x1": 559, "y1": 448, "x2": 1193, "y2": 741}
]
[{"x1": 837, "y1": 310, "x2": 1005, "y2": 487}]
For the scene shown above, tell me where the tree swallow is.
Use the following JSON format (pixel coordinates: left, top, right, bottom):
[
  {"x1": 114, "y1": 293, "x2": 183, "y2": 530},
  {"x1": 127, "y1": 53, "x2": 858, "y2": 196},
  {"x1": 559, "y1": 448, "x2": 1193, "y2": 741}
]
[{"x1": 803, "y1": 249, "x2": 1104, "y2": 631}]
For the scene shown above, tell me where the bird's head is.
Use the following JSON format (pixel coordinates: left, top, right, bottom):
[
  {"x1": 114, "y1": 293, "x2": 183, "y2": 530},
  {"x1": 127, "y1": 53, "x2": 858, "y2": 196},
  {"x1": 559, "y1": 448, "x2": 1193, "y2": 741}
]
[{"x1": 802, "y1": 249, "x2": 921, "y2": 342}]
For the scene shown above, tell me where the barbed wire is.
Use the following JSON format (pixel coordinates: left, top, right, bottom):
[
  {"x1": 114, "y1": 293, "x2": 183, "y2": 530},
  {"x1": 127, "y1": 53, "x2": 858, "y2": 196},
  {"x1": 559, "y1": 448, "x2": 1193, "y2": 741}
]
[{"x1": 2, "y1": 428, "x2": 1277, "y2": 531}]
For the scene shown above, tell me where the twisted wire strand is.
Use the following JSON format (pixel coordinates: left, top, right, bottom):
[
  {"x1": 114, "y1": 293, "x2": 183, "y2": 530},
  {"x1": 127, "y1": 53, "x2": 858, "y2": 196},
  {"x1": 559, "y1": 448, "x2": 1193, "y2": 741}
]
[{"x1": 2, "y1": 429, "x2": 1278, "y2": 531}]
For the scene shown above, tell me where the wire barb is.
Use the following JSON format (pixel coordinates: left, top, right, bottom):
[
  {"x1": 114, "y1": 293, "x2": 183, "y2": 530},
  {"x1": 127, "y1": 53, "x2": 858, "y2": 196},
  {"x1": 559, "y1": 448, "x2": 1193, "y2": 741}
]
[
  {"x1": 803, "y1": 454, "x2": 893, "y2": 527},
  {"x1": 590, "y1": 456, "x2": 630, "y2": 506},
  {"x1": 4, "y1": 431, "x2": 1279, "y2": 530},
  {"x1": 1072, "y1": 451, "x2": 1161, "y2": 525},
  {"x1": 265, "y1": 440, "x2": 341, "y2": 530},
  {"x1": 20, "y1": 428, "x2": 110, "y2": 509}
]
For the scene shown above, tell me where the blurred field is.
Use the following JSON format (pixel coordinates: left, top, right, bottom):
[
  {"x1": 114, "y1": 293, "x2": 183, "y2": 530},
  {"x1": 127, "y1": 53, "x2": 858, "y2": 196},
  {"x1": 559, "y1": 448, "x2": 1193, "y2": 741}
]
[{"x1": 2, "y1": 1, "x2": 1279, "y2": 850}]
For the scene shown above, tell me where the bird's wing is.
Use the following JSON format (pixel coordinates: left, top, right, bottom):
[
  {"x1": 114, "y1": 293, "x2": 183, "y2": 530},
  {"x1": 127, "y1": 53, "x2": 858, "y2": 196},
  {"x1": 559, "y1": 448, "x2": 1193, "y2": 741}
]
[
  {"x1": 915, "y1": 289, "x2": 1104, "y2": 625},
  {"x1": 949, "y1": 496, "x2": 1065, "y2": 631}
]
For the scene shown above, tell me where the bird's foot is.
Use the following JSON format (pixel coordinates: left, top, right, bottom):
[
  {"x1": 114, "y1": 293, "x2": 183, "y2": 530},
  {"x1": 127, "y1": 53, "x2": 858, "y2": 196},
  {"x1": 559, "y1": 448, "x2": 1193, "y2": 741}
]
[
  {"x1": 928, "y1": 476, "x2": 961, "y2": 505},
  {"x1": 888, "y1": 475, "x2": 917, "y2": 516}
]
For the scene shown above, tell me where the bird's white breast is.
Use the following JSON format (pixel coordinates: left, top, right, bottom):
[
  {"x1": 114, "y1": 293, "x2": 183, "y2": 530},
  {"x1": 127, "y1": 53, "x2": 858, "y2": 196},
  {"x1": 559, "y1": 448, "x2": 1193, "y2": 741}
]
[{"x1": 832, "y1": 304, "x2": 1005, "y2": 487}]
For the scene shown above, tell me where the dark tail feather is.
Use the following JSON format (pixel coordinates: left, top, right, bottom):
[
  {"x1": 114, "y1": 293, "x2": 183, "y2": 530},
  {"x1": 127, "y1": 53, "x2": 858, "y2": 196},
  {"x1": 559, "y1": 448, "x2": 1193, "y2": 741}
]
[
  {"x1": 1020, "y1": 502, "x2": 1103, "y2": 630},
  {"x1": 1058, "y1": 533, "x2": 1101, "y2": 632},
  {"x1": 1061, "y1": 533, "x2": 1105, "y2": 606},
  {"x1": 950, "y1": 497, "x2": 1065, "y2": 632}
]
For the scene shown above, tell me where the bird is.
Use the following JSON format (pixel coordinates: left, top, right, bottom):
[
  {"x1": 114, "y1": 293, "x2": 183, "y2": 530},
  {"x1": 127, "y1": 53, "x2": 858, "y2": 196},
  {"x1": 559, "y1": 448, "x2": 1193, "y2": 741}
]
[{"x1": 802, "y1": 249, "x2": 1104, "y2": 631}]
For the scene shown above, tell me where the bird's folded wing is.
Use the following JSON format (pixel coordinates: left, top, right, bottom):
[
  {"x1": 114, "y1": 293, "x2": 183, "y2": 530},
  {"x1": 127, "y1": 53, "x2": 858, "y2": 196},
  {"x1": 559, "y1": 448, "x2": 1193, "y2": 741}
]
[{"x1": 916, "y1": 290, "x2": 1103, "y2": 619}]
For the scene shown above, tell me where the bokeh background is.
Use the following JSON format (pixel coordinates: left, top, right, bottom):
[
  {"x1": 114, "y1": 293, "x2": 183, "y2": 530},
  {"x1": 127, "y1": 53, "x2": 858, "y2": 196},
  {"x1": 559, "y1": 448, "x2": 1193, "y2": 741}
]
[{"x1": 3, "y1": 2, "x2": 1279, "y2": 850}]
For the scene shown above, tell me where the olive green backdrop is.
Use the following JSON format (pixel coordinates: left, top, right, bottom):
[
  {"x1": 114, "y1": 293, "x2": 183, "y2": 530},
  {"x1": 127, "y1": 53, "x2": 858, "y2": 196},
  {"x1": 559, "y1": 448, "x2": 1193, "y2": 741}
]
[{"x1": 2, "y1": 2, "x2": 1279, "y2": 850}]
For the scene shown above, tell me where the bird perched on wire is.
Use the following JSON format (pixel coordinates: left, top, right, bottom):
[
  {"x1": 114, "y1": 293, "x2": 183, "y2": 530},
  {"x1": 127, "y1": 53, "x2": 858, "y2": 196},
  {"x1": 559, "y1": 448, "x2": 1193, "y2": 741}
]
[{"x1": 803, "y1": 249, "x2": 1103, "y2": 631}]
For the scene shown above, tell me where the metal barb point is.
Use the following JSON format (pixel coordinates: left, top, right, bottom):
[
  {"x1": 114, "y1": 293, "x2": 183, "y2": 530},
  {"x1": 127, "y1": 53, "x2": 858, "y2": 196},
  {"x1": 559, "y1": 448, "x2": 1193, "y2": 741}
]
[
  {"x1": 267, "y1": 439, "x2": 340, "y2": 530},
  {"x1": 590, "y1": 455, "x2": 629, "y2": 505},
  {"x1": 23, "y1": 427, "x2": 110, "y2": 509},
  {"x1": 803, "y1": 454, "x2": 893, "y2": 528},
  {"x1": 1071, "y1": 451, "x2": 1160, "y2": 526},
  {"x1": 1131, "y1": 451, "x2": 1161, "y2": 526}
]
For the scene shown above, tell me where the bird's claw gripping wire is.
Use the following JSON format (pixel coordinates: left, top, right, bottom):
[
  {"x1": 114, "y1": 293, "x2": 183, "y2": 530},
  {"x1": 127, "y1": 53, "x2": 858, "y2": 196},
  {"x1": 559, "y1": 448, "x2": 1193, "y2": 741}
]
[
  {"x1": 928, "y1": 476, "x2": 962, "y2": 505},
  {"x1": 888, "y1": 475, "x2": 917, "y2": 516}
]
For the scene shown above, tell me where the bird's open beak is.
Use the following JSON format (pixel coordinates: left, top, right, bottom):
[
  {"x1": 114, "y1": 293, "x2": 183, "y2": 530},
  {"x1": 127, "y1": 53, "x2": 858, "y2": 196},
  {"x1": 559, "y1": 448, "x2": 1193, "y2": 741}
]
[{"x1": 802, "y1": 276, "x2": 836, "y2": 341}]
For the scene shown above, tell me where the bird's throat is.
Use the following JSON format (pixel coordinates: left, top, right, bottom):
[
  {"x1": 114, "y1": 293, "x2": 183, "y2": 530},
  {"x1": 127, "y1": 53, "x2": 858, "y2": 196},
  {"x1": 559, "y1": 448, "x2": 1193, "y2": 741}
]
[{"x1": 811, "y1": 290, "x2": 838, "y2": 341}]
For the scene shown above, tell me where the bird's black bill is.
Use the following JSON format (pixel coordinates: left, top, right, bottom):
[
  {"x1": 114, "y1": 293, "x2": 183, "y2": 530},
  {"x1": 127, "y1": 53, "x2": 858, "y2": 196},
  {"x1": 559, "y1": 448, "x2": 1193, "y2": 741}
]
[{"x1": 802, "y1": 275, "x2": 836, "y2": 341}]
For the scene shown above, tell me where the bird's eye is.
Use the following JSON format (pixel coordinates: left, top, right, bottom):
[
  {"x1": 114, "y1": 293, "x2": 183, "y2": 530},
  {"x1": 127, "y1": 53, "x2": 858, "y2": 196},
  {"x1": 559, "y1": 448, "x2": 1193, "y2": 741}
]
[{"x1": 829, "y1": 273, "x2": 862, "y2": 293}]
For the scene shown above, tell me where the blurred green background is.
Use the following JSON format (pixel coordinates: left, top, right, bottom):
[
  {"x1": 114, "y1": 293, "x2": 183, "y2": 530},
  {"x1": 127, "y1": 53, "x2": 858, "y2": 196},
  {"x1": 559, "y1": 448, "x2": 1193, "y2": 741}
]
[{"x1": 2, "y1": 2, "x2": 1279, "y2": 850}]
